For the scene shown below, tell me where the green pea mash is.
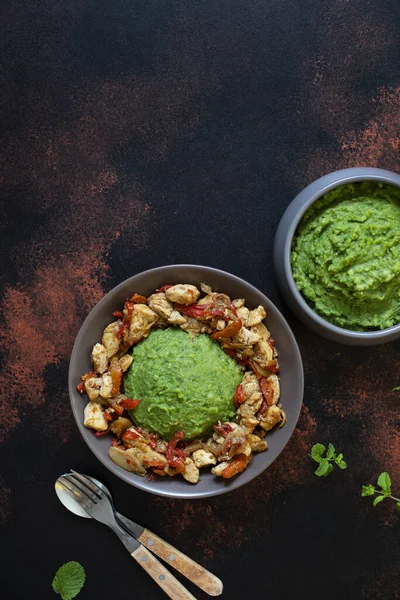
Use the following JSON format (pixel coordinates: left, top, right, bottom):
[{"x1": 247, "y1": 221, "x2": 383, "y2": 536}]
[
  {"x1": 291, "y1": 182, "x2": 400, "y2": 331},
  {"x1": 123, "y1": 328, "x2": 242, "y2": 440}
]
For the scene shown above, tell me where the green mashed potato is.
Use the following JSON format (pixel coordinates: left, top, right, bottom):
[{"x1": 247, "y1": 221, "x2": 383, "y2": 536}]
[
  {"x1": 123, "y1": 328, "x2": 243, "y2": 440},
  {"x1": 291, "y1": 182, "x2": 400, "y2": 331}
]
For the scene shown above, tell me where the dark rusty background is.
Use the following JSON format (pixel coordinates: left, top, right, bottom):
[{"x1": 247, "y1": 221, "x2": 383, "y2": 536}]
[{"x1": 1, "y1": 1, "x2": 400, "y2": 598}]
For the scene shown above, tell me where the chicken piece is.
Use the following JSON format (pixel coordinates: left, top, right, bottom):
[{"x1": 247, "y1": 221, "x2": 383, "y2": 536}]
[
  {"x1": 239, "y1": 416, "x2": 259, "y2": 433},
  {"x1": 247, "y1": 434, "x2": 268, "y2": 452},
  {"x1": 99, "y1": 373, "x2": 113, "y2": 399},
  {"x1": 259, "y1": 405, "x2": 282, "y2": 431},
  {"x1": 216, "y1": 320, "x2": 226, "y2": 331},
  {"x1": 266, "y1": 374, "x2": 280, "y2": 404},
  {"x1": 109, "y1": 417, "x2": 132, "y2": 437},
  {"x1": 219, "y1": 426, "x2": 252, "y2": 461},
  {"x1": 247, "y1": 305, "x2": 267, "y2": 327},
  {"x1": 252, "y1": 324, "x2": 274, "y2": 368},
  {"x1": 148, "y1": 293, "x2": 174, "y2": 320},
  {"x1": 109, "y1": 446, "x2": 147, "y2": 476},
  {"x1": 84, "y1": 401, "x2": 108, "y2": 431},
  {"x1": 236, "y1": 306, "x2": 249, "y2": 326},
  {"x1": 123, "y1": 304, "x2": 158, "y2": 345},
  {"x1": 247, "y1": 393, "x2": 263, "y2": 413},
  {"x1": 168, "y1": 310, "x2": 187, "y2": 325},
  {"x1": 182, "y1": 457, "x2": 200, "y2": 484},
  {"x1": 180, "y1": 318, "x2": 211, "y2": 336},
  {"x1": 91, "y1": 343, "x2": 108, "y2": 374},
  {"x1": 200, "y1": 282, "x2": 213, "y2": 294},
  {"x1": 165, "y1": 284, "x2": 200, "y2": 305},
  {"x1": 211, "y1": 461, "x2": 230, "y2": 476},
  {"x1": 234, "y1": 327, "x2": 261, "y2": 347},
  {"x1": 232, "y1": 298, "x2": 245, "y2": 309},
  {"x1": 241, "y1": 372, "x2": 261, "y2": 400},
  {"x1": 119, "y1": 354, "x2": 133, "y2": 372},
  {"x1": 84, "y1": 377, "x2": 102, "y2": 402},
  {"x1": 192, "y1": 449, "x2": 217, "y2": 468},
  {"x1": 102, "y1": 322, "x2": 121, "y2": 358}
]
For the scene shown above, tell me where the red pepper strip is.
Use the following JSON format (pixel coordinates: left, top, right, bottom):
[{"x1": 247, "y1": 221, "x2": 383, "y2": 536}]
[
  {"x1": 157, "y1": 285, "x2": 173, "y2": 293},
  {"x1": 122, "y1": 429, "x2": 141, "y2": 442},
  {"x1": 144, "y1": 459, "x2": 166, "y2": 469},
  {"x1": 260, "y1": 377, "x2": 272, "y2": 407},
  {"x1": 166, "y1": 431, "x2": 185, "y2": 468},
  {"x1": 130, "y1": 293, "x2": 147, "y2": 304},
  {"x1": 213, "y1": 423, "x2": 234, "y2": 438},
  {"x1": 268, "y1": 338, "x2": 275, "y2": 350},
  {"x1": 76, "y1": 370, "x2": 96, "y2": 393},
  {"x1": 175, "y1": 304, "x2": 207, "y2": 319},
  {"x1": 152, "y1": 468, "x2": 167, "y2": 476},
  {"x1": 110, "y1": 358, "x2": 123, "y2": 396},
  {"x1": 116, "y1": 301, "x2": 135, "y2": 339},
  {"x1": 76, "y1": 382, "x2": 85, "y2": 394},
  {"x1": 111, "y1": 438, "x2": 120, "y2": 447},
  {"x1": 113, "y1": 311, "x2": 124, "y2": 319},
  {"x1": 233, "y1": 384, "x2": 246, "y2": 408},
  {"x1": 104, "y1": 412, "x2": 113, "y2": 422},
  {"x1": 221, "y1": 454, "x2": 250, "y2": 479},
  {"x1": 120, "y1": 398, "x2": 141, "y2": 410},
  {"x1": 95, "y1": 429, "x2": 109, "y2": 437},
  {"x1": 230, "y1": 303, "x2": 238, "y2": 318},
  {"x1": 210, "y1": 319, "x2": 242, "y2": 340}
]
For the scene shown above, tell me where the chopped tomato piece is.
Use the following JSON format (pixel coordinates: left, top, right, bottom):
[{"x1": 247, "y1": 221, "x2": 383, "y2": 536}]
[
  {"x1": 76, "y1": 382, "x2": 85, "y2": 394},
  {"x1": 233, "y1": 384, "x2": 246, "y2": 408},
  {"x1": 111, "y1": 437, "x2": 120, "y2": 447},
  {"x1": 95, "y1": 429, "x2": 109, "y2": 437},
  {"x1": 144, "y1": 459, "x2": 166, "y2": 469},
  {"x1": 260, "y1": 377, "x2": 273, "y2": 406},
  {"x1": 268, "y1": 338, "x2": 275, "y2": 350},
  {"x1": 120, "y1": 398, "x2": 141, "y2": 410},
  {"x1": 104, "y1": 412, "x2": 113, "y2": 422},
  {"x1": 110, "y1": 358, "x2": 123, "y2": 396},
  {"x1": 116, "y1": 301, "x2": 135, "y2": 339},
  {"x1": 130, "y1": 293, "x2": 147, "y2": 304},
  {"x1": 221, "y1": 454, "x2": 250, "y2": 479},
  {"x1": 210, "y1": 319, "x2": 242, "y2": 340},
  {"x1": 122, "y1": 429, "x2": 141, "y2": 442},
  {"x1": 166, "y1": 431, "x2": 185, "y2": 468},
  {"x1": 81, "y1": 371, "x2": 96, "y2": 382},
  {"x1": 157, "y1": 285, "x2": 173, "y2": 293},
  {"x1": 113, "y1": 311, "x2": 124, "y2": 319},
  {"x1": 213, "y1": 423, "x2": 234, "y2": 437}
]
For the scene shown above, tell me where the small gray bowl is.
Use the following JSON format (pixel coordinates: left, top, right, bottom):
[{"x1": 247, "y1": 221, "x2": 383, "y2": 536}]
[
  {"x1": 273, "y1": 167, "x2": 400, "y2": 346},
  {"x1": 69, "y1": 265, "x2": 304, "y2": 499}
]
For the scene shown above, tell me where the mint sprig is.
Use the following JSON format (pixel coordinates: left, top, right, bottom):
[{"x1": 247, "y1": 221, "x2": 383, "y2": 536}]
[
  {"x1": 310, "y1": 443, "x2": 347, "y2": 477},
  {"x1": 393, "y1": 386, "x2": 400, "y2": 391},
  {"x1": 361, "y1": 472, "x2": 400, "y2": 513},
  {"x1": 52, "y1": 562, "x2": 85, "y2": 600}
]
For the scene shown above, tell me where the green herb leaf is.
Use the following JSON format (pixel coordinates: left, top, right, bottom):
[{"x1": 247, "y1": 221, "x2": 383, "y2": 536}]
[
  {"x1": 361, "y1": 485, "x2": 375, "y2": 497},
  {"x1": 377, "y1": 472, "x2": 391, "y2": 495},
  {"x1": 315, "y1": 461, "x2": 334, "y2": 477},
  {"x1": 396, "y1": 502, "x2": 400, "y2": 513},
  {"x1": 393, "y1": 386, "x2": 400, "y2": 391},
  {"x1": 311, "y1": 443, "x2": 326, "y2": 463},
  {"x1": 52, "y1": 562, "x2": 85, "y2": 600},
  {"x1": 326, "y1": 443, "x2": 336, "y2": 460},
  {"x1": 337, "y1": 459, "x2": 347, "y2": 470},
  {"x1": 373, "y1": 495, "x2": 386, "y2": 507}
]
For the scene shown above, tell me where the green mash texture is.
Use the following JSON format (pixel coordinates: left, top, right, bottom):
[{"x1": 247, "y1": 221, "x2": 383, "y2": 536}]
[
  {"x1": 124, "y1": 328, "x2": 242, "y2": 440},
  {"x1": 291, "y1": 182, "x2": 400, "y2": 331}
]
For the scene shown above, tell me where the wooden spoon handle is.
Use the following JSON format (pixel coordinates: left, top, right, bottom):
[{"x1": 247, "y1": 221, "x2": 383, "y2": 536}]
[
  {"x1": 132, "y1": 545, "x2": 197, "y2": 600},
  {"x1": 138, "y1": 529, "x2": 223, "y2": 596}
]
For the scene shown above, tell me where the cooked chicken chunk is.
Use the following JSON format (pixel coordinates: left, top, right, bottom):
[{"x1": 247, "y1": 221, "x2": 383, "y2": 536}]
[
  {"x1": 236, "y1": 306, "x2": 249, "y2": 326},
  {"x1": 247, "y1": 434, "x2": 268, "y2": 452},
  {"x1": 266, "y1": 374, "x2": 280, "y2": 405},
  {"x1": 119, "y1": 354, "x2": 133, "y2": 372},
  {"x1": 234, "y1": 327, "x2": 261, "y2": 347},
  {"x1": 182, "y1": 457, "x2": 200, "y2": 483},
  {"x1": 102, "y1": 322, "x2": 121, "y2": 358},
  {"x1": 123, "y1": 304, "x2": 158, "y2": 345},
  {"x1": 211, "y1": 461, "x2": 229, "y2": 476},
  {"x1": 259, "y1": 405, "x2": 282, "y2": 431},
  {"x1": 247, "y1": 305, "x2": 267, "y2": 327},
  {"x1": 99, "y1": 373, "x2": 113, "y2": 399},
  {"x1": 84, "y1": 377, "x2": 102, "y2": 401},
  {"x1": 109, "y1": 417, "x2": 132, "y2": 437},
  {"x1": 232, "y1": 298, "x2": 245, "y2": 309},
  {"x1": 109, "y1": 446, "x2": 147, "y2": 476},
  {"x1": 192, "y1": 449, "x2": 217, "y2": 468},
  {"x1": 168, "y1": 310, "x2": 187, "y2": 325},
  {"x1": 165, "y1": 284, "x2": 200, "y2": 305},
  {"x1": 91, "y1": 343, "x2": 108, "y2": 374},
  {"x1": 84, "y1": 401, "x2": 108, "y2": 431},
  {"x1": 148, "y1": 293, "x2": 174, "y2": 320}
]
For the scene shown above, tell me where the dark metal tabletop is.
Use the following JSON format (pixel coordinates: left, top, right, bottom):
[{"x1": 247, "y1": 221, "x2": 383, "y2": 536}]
[{"x1": 1, "y1": 1, "x2": 399, "y2": 598}]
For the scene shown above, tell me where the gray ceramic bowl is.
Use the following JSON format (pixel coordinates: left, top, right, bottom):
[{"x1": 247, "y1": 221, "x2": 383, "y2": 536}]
[
  {"x1": 69, "y1": 265, "x2": 304, "y2": 499},
  {"x1": 273, "y1": 167, "x2": 400, "y2": 346}
]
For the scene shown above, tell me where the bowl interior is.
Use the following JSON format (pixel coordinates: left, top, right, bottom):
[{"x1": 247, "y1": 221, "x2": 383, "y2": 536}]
[
  {"x1": 69, "y1": 265, "x2": 304, "y2": 499},
  {"x1": 284, "y1": 173, "x2": 400, "y2": 340}
]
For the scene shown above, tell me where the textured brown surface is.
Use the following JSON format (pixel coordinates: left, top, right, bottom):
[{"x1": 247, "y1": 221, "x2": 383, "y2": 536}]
[{"x1": 1, "y1": 0, "x2": 399, "y2": 598}]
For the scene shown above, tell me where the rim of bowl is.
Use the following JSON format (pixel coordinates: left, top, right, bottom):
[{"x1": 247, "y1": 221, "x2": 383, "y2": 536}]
[
  {"x1": 69, "y1": 264, "x2": 304, "y2": 499},
  {"x1": 282, "y1": 167, "x2": 400, "y2": 341}
]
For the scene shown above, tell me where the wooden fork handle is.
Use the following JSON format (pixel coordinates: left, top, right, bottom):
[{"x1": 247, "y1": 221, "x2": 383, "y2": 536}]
[
  {"x1": 132, "y1": 545, "x2": 197, "y2": 600},
  {"x1": 138, "y1": 529, "x2": 223, "y2": 596}
]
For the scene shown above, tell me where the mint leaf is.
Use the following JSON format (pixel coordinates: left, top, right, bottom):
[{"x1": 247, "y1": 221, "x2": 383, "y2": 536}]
[
  {"x1": 393, "y1": 386, "x2": 400, "y2": 391},
  {"x1": 326, "y1": 443, "x2": 335, "y2": 460},
  {"x1": 373, "y1": 495, "x2": 386, "y2": 507},
  {"x1": 311, "y1": 443, "x2": 326, "y2": 463},
  {"x1": 396, "y1": 502, "x2": 400, "y2": 513},
  {"x1": 337, "y1": 459, "x2": 347, "y2": 470},
  {"x1": 315, "y1": 461, "x2": 334, "y2": 477},
  {"x1": 361, "y1": 485, "x2": 375, "y2": 497},
  {"x1": 377, "y1": 472, "x2": 391, "y2": 495},
  {"x1": 52, "y1": 562, "x2": 85, "y2": 600}
]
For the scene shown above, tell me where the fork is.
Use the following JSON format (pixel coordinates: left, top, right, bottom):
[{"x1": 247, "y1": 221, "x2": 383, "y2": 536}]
[
  {"x1": 59, "y1": 473, "x2": 197, "y2": 600},
  {"x1": 68, "y1": 471, "x2": 223, "y2": 596}
]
